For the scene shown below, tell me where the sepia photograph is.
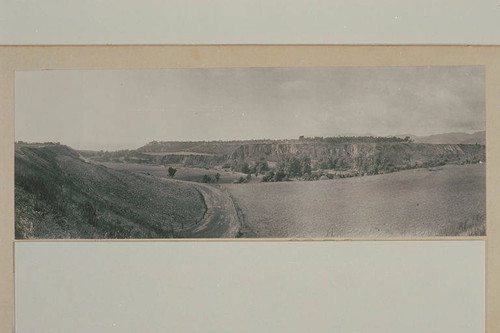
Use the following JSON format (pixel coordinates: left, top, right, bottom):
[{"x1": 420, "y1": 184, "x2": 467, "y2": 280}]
[{"x1": 14, "y1": 66, "x2": 486, "y2": 239}]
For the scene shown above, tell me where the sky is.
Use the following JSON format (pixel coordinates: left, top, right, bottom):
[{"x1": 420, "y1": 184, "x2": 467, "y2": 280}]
[{"x1": 15, "y1": 66, "x2": 485, "y2": 151}]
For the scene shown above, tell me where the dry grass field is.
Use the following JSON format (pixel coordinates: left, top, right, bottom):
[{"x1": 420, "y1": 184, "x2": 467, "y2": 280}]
[
  {"x1": 225, "y1": 164, "x2": 486, "y2": 238},
  {"x1": 100, "y1": 162, "x2": 258, "y2": 184}
]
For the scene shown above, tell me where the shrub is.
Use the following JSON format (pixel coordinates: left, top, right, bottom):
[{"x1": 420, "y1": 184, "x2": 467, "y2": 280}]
[
  {"x1": 261, "y1": 171, "x2": 275, "y2": 182},
  {"x1": 235, "y1": 176, "x2": 248, "y2": 184},
  {"x1": 168, "y1": 167, "x2": 177, "y2": 178},
  {"x1": 202, "y1": 174, "x2": 212, "y2": 183}
]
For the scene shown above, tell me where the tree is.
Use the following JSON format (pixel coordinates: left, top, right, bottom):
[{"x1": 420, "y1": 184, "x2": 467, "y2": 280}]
[
  {"x1": 262, "y1": 171, "x2": 275, "y2": 182},
  {"x1": 274, "y1": 170, "x2": 287, "y2": 182},
  {"x1": 241, "y1": 162, "x2": 250, "y2": 174},
  {"x1": 249, "y1": 164, "x2": 257, "y2": 175},
  {"x1": 168, "y1": 167, "x2": 177, "y2": 178},
  {"x1": 255, "y1": 159, "x2": 269, "y2": 175},
  {"x1": 202, "y1": 174, "x2": 212, "y2": 183},
  {"x1": 301, "y1": 156, "x2": 312, "y2": 175},
  {"x1": 215, "y1": 173, "x2": 220, "y2": 182},
  {"x1": 283, "y1": 156, "x2": 302, "y2": 177}
]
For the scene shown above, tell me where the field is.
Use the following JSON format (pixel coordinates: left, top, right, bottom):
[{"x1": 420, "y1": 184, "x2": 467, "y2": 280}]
[
  {"x1": 142, "y1": 151, "x2": 215, "y2": 156},
  {"x1": 100, "y1": 162, "x2": 259, "y2": 184},
  {"x1": 224, "y1": 164, "x2": 486, "y2": 238}
]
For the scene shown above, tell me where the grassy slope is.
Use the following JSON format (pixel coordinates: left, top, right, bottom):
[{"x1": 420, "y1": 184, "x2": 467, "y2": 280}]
[
  {"x1": 224, "y1": 164, "x2": 486, "y2": 238},
  {"x1": 15, "y1": 144, "x2": 205, "y2": 239}
]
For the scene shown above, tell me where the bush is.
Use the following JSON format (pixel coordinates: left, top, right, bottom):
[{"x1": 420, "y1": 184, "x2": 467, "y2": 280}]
[
  {"x1": 261, "y1": 171, "x2": 275, "y2": 182},
  {"x1": 274, "y1": 170, "x2": 288, "y2": 182},
  {"x1": 202, "y1": 174, "x2": 212, "y2": 183},
  {"x1": 235, "y1": 176, "x2": 248, "y2": 184},
  {"x1": 168, "y1": 167, "x2": 177, "y2": 178}
]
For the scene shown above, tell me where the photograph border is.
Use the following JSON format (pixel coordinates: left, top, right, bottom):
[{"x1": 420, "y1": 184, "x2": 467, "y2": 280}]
[{"x1": 1, "y1": 45, "x2": 499, "y2": 331}]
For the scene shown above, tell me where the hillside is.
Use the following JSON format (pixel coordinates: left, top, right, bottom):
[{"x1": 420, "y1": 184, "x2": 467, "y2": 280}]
[
  {"x1": 137, "y1": 140, "x2": 273, "y2": 155},
  {"x1": 456, "y1": 131, "x2": 486, "y2": 144},
  {"x1": 398, "y1": 131, "x2": 485, "y2": 145},
  {"x1": 83, "y1": 136, "x2": 485, "y2": 181},
  {"x1": 15, "y1": 143, "x2": 206, "y2": 239}
]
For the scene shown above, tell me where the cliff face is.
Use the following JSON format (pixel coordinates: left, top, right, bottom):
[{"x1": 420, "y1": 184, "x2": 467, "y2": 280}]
[
  {"x1": 230, "y1": 142, "x2": 485, "y2": 173},
  {"x1": 231, "y1": 142, "x2": 379, "y2": 161},
  {"x1": 124, "y1": 139, "x2": 486, "y2": 175}
]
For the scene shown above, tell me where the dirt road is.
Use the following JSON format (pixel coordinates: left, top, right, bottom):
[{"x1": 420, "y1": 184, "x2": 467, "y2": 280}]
[
  {"x1": 180, "y1": 182, "x2": 241, "y2": 238},
  {"x1": 119, "y1": 169, "x2": 246, "y2": 238}
]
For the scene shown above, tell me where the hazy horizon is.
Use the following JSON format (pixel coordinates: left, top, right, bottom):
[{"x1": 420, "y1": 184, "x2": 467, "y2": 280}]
[{"x1": 16, "y1": 66, "x2": 485, "y2": 151}]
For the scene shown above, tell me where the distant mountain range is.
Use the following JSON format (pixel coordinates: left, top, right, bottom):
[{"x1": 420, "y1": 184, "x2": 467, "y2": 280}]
[{"x1": 397, "y1": 131, "x2": 485, "y2": 145}]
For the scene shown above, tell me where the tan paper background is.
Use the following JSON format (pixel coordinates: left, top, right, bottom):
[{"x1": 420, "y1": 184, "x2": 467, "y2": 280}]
[{"x1": 1, "y1": 45, "x2": 499, "y2": 331}]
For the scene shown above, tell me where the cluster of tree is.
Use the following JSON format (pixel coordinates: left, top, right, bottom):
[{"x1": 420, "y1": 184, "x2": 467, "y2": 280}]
[
  {"x1": 253, "y1": 159, "x2": 270, "y2": 175},
  {"x1": 261, "y1": 171, "x2": 288, "y2": 182},
  {"x1": 233, "y1": 161, "x2": 251, "y2": 174},
  {"x1": 201, "y1": 173, "x2": 221, "y2": 183},
  {"x1": 230, "y1": 156, "x2": 311, "y2": 182},
  {"x1": 231, "y1": 156, "x2": 313, "y2": 183},
  {"x1": 278, "y1": 156, "x2": 311, "y2": 177},
  {"x1": 317, "y1": 156, "x2": 350, "y2": 170},
  {"x1": 259, "y1": 154, "x2": 446, "y2": 183}
]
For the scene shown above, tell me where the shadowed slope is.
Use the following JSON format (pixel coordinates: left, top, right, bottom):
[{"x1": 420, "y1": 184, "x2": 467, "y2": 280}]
[{"x1": 15, "y1": 144, "x2": 205, "y2": 239}]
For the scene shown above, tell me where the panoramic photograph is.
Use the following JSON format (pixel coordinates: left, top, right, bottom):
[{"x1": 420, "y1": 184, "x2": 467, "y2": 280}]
[{"x1": 14, "y1": 66, "x2": 486, "y2": 239}]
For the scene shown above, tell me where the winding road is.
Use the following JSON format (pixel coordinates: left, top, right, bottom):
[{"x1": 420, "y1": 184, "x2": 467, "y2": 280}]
[
  {"x1": 151, "y1": 176, "x2": 245, "y2": 238},
  {"x1": 181, "y1": 182, "x2": 241, "y2": 238},
  {"x1": 115, "y1": 168, "x2": 249, "y2": 238}
]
